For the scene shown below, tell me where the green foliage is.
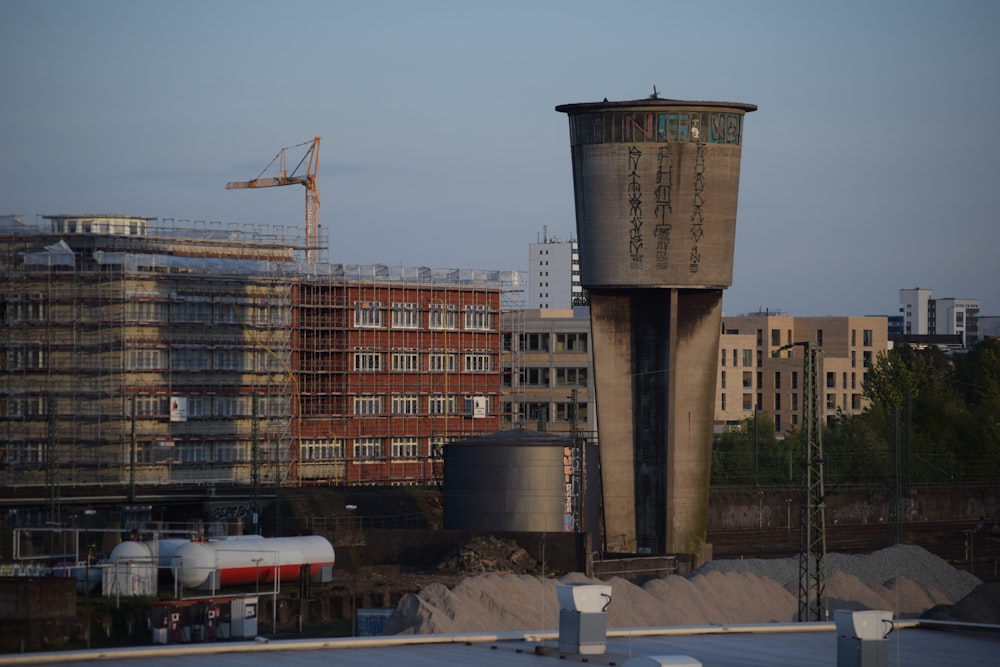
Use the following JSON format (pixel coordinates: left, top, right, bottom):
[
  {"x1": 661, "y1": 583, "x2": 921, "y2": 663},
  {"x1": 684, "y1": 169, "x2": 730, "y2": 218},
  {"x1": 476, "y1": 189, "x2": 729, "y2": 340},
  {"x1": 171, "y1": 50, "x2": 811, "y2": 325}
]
[
  {"x1": 713, "y1": 340, "x2": 1000, "y2": 486},
  {"x1": 712, "y1": 412, "x2": 799, "y2": 485}
]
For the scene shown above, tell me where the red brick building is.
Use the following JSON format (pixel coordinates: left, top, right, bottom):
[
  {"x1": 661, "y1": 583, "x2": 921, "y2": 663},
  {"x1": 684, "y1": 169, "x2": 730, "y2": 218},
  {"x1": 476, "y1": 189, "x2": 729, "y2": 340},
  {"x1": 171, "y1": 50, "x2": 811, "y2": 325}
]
[{"x1": 291, "y1": 267, "x2": 511, "y2": 486}]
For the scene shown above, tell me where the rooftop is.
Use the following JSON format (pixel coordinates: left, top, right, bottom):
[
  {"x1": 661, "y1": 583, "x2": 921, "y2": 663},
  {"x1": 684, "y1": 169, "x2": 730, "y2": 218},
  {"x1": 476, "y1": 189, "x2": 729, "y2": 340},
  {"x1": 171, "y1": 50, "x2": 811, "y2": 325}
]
[{"x1": 4, "y1": 622, "x2": 997, "y2": 667}]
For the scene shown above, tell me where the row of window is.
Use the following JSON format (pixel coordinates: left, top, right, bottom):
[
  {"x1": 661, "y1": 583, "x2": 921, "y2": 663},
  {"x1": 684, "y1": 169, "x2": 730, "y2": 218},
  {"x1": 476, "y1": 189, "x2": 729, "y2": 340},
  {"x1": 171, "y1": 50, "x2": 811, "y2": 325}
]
[
  {"x1": 502, "y1": 332, "x2": 588, "y2": 353},
  {"x1": 126, "y1": 301, "x2": 289, "y2": 327},
  {"x1": 567, "y1": 110, "x2": 745, "y2": 146},
  {"x1": 353, "y1": 395, "x2": 488, "y2": 416},
  {"x1": 354, "y1": 302, "x2": 494, "y2": 331},
  {"x1": 128, "y1": 348, "x2": 287, "y2": 372},
  {"x1": 501, "y1": 366, "x2": 589, "y2": 387},
  {"x1": 721, "y1": 369, "x2": 870, "y2": 392},
  {"x1": 719, "y1": 392, "x2": 863, "y2": 413},
  {"x1": 503, "y1": 401, "x2": 589, "y2": 423},
  {"x1": 721, "y1": 347, "x2": 875, "y2": 369},
  {"x1": 353, "y1": 351, "x2": 492, "y2": 373},
  {"x1": 1, "y1": 436, "x2": 442, "y2": 467}
]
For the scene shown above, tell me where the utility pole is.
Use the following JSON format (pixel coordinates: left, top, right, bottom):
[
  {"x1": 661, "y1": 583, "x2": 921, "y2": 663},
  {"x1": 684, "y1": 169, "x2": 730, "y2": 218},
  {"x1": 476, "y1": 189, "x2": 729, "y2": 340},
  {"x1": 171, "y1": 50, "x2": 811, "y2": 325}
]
[
  {"x1": 776, "y1": 341, "x2": 827, "y2": 622},
  {"x1": 251, "y1": 394, "x2": 261, "y2": 534}
]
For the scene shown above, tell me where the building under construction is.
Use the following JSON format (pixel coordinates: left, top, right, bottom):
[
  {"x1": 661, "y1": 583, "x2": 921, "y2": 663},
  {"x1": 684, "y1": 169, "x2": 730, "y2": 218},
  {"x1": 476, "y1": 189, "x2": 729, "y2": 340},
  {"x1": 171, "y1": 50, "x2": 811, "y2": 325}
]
[{"x1": 0, "y1": 215, "x2": 520, "y2": 503}]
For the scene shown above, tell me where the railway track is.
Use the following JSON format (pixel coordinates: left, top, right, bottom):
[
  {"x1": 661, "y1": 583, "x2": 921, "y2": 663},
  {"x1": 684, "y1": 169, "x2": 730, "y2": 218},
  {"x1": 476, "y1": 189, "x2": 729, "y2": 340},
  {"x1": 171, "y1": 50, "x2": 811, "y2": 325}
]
[{"x1": 708, "y1": 520, "x2": 1000, "y2": 581}]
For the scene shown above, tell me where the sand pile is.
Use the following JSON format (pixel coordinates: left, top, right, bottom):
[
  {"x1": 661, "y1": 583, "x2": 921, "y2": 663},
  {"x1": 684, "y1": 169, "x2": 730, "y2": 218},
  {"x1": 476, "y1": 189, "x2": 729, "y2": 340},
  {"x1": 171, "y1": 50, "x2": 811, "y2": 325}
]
[{"x1": 383, "y1": 544, "x2": 982, "y2": 635}]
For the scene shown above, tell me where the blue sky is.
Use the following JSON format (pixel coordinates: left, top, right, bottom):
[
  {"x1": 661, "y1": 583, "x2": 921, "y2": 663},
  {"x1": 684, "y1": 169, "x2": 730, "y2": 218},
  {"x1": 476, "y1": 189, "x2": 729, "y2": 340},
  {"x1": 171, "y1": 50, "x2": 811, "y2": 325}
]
[{"x1": 2, "y1": 0, "x2": 998, "y2": 317}]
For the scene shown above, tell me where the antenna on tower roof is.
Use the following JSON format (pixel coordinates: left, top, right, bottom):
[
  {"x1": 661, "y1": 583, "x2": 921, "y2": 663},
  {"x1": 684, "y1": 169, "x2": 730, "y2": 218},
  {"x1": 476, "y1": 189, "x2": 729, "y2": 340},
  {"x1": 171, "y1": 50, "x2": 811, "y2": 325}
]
[{"x1": 650, "y1": 85, "x2": 660, "y2": 99}]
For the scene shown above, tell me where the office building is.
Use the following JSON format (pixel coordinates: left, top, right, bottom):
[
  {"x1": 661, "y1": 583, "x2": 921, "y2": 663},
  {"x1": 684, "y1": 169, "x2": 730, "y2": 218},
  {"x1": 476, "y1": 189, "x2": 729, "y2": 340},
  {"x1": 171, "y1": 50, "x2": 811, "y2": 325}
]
[{"x1": 528, "y1": 229, "x2": 582, "y2": 309}]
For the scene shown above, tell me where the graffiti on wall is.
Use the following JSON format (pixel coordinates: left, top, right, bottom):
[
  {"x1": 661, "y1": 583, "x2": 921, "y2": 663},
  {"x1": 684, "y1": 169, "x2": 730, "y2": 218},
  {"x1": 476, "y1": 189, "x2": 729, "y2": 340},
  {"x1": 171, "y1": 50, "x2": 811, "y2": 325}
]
[
  {"x1": 627, "y1": 146, "x2": 643, "y2": 265},
  {"x1": 654, "y1": 144, "x2": 673, "y2": 270},
  {"x1": 689, "y1": 141, "x2": 706, "y2": 273}
]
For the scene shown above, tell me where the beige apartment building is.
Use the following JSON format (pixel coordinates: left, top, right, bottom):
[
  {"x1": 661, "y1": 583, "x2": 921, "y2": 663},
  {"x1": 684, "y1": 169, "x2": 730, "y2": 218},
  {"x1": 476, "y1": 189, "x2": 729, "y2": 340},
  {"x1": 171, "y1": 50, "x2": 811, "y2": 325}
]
[
  {"x1": 500, "y1": 308, "x2": 594, "y2": 439},
  {"x1": 717, "y1": 313, "x2": 889, "y2": 434},
  {"x1": 503, "y1": 308, "x2": 888, "y2": 442}
]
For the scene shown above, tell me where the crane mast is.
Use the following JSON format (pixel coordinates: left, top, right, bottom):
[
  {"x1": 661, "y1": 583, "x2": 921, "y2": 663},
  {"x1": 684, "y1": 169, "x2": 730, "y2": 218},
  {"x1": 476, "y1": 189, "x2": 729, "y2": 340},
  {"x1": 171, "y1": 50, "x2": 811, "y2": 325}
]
[{"x1": 226, "y1": 136, "x2": 321, "y2": 263}]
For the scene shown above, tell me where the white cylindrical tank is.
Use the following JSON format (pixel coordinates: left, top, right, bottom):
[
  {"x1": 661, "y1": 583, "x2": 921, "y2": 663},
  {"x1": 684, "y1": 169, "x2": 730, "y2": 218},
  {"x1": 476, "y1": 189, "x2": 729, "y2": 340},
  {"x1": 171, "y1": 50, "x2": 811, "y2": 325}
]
[
  {"x1": 172, "y1": 535, "x2": 335, "y2": 589},
  {"x1": 108, "y1": 540, "x2": 154, "y2": 564}
]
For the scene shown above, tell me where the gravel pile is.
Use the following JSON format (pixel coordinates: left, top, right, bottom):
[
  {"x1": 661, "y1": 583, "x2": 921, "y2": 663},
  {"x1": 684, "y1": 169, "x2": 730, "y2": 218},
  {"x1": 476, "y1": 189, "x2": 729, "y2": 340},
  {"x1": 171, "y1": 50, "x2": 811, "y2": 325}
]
[{"x1": 384, "y1": 545, "x2": 983, "y2": 635}]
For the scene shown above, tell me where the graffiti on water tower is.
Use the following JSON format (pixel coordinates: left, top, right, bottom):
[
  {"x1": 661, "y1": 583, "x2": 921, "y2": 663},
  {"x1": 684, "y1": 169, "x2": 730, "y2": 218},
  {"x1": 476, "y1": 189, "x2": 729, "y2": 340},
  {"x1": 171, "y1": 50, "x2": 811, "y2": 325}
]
[
  {"x1": 627, "y1": 146, "x2": 644, "y2": 265},
  {"x1": 654, "y1": 144, "x2": 673, "y2": 270},
  {"x1": 689, "y1": 141, "x2": 707, "y2": 274}
]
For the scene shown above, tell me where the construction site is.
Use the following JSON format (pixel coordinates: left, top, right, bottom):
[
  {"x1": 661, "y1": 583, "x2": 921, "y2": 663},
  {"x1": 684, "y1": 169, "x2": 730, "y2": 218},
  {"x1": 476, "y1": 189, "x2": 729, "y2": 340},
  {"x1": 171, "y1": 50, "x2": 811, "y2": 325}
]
[{"x1": 0, "y1": 213, "x2": 526, "y2": 498}]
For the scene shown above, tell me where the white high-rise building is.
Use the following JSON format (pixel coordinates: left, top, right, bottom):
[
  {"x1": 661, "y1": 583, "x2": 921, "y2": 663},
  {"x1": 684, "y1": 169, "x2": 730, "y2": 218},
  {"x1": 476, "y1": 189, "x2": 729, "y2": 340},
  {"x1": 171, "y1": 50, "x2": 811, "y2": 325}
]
[
  {"x1": 899, "y1": 288, "x2": 934, "y2": 335},
  {"x1": 898, "y1": 288, "x2": 980, "y2": 346},
  {"x1": 933, "y1": 297, "x2": 980, "y2": 347},
  {"x1": 528, "y1": 227, "x2": 582, "y2": 309}
]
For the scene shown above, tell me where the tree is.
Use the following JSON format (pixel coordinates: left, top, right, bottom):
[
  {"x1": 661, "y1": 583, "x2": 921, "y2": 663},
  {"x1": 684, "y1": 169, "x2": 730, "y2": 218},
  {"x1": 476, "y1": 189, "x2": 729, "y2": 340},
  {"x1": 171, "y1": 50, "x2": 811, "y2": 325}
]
[{"x1": 711, "y1": 412, "x2": 796, "y2": 485}]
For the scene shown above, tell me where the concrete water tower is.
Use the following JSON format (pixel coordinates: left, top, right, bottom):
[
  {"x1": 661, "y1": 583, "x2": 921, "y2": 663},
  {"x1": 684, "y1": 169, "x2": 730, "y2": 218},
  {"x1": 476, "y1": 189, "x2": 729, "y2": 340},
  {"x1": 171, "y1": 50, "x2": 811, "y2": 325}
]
[{"x1": 556, "y1": 93, "x2": 756, "y2": 561}]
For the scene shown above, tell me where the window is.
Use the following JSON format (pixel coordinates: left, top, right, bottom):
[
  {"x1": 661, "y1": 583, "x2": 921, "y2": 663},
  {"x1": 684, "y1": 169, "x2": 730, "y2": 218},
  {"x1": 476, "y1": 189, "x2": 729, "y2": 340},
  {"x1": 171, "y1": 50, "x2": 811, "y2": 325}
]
[
  {"x1": 215, "y1": 348, "x2": 247, "y2": 371},
  {"x1": 852, "y1": 394, "x2": 862, "y2": 410},
  {"x1": 756, "y1": 329, "x2": 763, "y2": 346},
  {"x1": 464, "y1": 305, "x2": 492, "y2": 330},
  {"x1": 863, "y1": 351, "x2": 873, "y2": 368},
  {"x1": 391, "y1": 352, "x2": 419, "y2": 371},
  {"x1": 428, "y1": 395, "x2": 456, "y2": 414},
  {"x1": 135, "y1": 394, "x2": 168, "y2": 417},
  {"x1": 174, "y1": 348, "x2": 209, "y2": 371},
  {"x1": 354, "y1": 352, "x2": 382, "y2": 371},
  {"x1": 391, "y1": 302, "x2": 420, "y2": 329},
  {"x1": 742, "y1": 393, "x2": 753, "y2": 411},
  {"x1": 792, "y1": 372, "x2": 799, "y2": 390},
  {"x1": 863, "y1": 329, "x2": 873, "y2": 346},
  {"x1": 817, "y1": 329, "x2": 824, "y2": 346},
  {"x1": 775, "y1": 393, "x2": 781, "y2": 411},
  {"x1": 554, "y1": 367, "x2": 587, "y2": 385},
  {"x1": 6, "y1": 396, "x2": 46, "y2": 418},
  {"x1": 464, "y1": 353, "x2": 491, "y2": 372},
  {"x1": 826, "y1": 372, "x2": 836, "y2": 388},
  {"x1": 771, "y1": 329, "x2": 780, "y2": 346},
  {"x1": 720, "y1": 393, "x2": 727, "y2": 411},
  {"x1": 391, "y1": 395, "x2": 419, "y2": 415},
  {"x1": 391, "y1": 437, "x2": 420, "y2": 459},
  {"x1": 520, "y1": 333, "x2": 550, "y2": 351},
  {"x1": 721, "y1": 349, "x2": 727, "y2": 367},
  {"x1": 429, "y1": 303, "x2": 457, "y2": 330},
  {"x1": 720, "y1": 370, "x2": 727, "y2": 389},
  {"x1": 851, "y1": 329, "x2": 857, "y2": 346},
  {"x1": 826, "y1": 393, "x2": 836, "y2": 410},
  {"x1": 353, "y1": 396, "x2": 382, "y2": 415},
  {"x1": 127, "y1": 348, "x2": 164, "y2": 370},
  {"x1": 353, "y1": 438, "x2": 383, "y2": 459},
  {"x1": 353, "y1": 301, "x2": 383, "y2": 327},
  {"x1": 465, "y1": 395, "x2": 491, "y2": 416},
  {"x1": 301, "y1": 438, "x2": 344, "y2": 461},
  {"x1": 742, "y1": 371, "x2": 752, "y2": 389},
  {"x1": 555, "y1": 333, "x2": 588, "y2": 352},
  {"x1": 774, "y1": 371, "x2": 781, "y2": 389},
  {"x1": 429, "y1": 353, "x2": 457, "y2": 372},
  {"x1": 792, "y1": 393, "x2": 798, "y2": 411},
  {"x1": 554, "y1": 402, "x2": 587, "y2": 422},
  {"x1": 521, "y1": 367, "x2": 550, "y2": 386},
  {"x1": 742, "y1": 349, "x2": 753, "y2": 367}
]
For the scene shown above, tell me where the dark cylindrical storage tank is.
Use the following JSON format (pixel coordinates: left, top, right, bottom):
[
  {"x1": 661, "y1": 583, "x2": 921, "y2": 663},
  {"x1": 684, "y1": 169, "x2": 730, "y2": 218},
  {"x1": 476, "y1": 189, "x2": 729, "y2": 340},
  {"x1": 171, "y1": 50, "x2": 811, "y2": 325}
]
[{"x1": 444, "y1": 428, "x2": 572, "y2": 532}]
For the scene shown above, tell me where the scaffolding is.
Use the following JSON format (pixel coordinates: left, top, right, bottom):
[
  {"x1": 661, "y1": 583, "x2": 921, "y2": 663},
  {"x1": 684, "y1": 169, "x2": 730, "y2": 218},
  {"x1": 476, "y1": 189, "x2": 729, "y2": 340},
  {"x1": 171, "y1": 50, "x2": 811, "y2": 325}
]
[
  {"x1": 292, "y1": 264, "x2": 522, "y2": 486},
  {"x1": 2, "y1": 214, "x2": 524, "y2": 499},
  {"x1": 0, "y1": 216, "x2": 301, "y2": 495}
]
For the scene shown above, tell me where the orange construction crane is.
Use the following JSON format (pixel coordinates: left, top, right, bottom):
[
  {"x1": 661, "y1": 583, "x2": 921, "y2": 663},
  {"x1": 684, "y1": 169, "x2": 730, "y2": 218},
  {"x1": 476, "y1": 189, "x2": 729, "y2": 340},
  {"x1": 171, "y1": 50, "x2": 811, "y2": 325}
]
[{"x1": 226, "y1": 136, "x2": 321, "y2": 263}]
